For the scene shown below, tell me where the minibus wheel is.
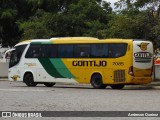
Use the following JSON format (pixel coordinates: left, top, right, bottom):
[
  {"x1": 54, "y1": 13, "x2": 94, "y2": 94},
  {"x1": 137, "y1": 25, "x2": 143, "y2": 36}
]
[
  {"x1": 91, "y1": 74, "x2": 107, "y2": 89},
  {"x1": 44, "y1": 83, "x2": 56, "y2": 87},
  {"x1": 110, "y1": 84, "x2": 124, "y2": 89},
  {"x1": 24, "y1": 73, "x2": 37, "y2": 87}
]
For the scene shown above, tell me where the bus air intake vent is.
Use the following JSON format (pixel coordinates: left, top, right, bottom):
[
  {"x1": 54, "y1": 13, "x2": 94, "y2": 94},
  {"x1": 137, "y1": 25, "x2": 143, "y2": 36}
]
[{"x1": 114, "y1": 70, "x2": 125, "y2": 82}]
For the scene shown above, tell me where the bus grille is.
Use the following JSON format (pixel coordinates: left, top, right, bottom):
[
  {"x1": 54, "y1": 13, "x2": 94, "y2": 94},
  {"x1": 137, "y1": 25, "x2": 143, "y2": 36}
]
[{"x1": 114, "y1": 70, "x2": 125, "y2": 82}]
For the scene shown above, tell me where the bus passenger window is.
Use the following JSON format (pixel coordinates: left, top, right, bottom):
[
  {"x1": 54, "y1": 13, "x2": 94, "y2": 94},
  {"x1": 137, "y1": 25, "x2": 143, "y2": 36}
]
[
  {"x1": 25, "y1": 45, "x2": 42, "y2": 58},
  {"x1": 109, "y1": 43, "x2": 127, "y2": 58},
  {"x1": 91, "y1": 44, "x2": 108, "y2": 58},
  {"x1": 58, "y1": 45, "x2": 73, "y2": 58},
  {"x1": 41, "y1": 45, "x2": 57, "y2": 58},
  {"x1": 80, "y1": 51, "x2": 88, "y2": 57},
  {"x1": 74, "y1": 44, "x2": 90, "y2": 58}
]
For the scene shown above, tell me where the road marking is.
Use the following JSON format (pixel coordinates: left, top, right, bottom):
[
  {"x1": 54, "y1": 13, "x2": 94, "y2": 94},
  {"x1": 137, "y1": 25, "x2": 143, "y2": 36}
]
[{"x1": 0, "y1": 88, "x2": 52, "y2": 92}]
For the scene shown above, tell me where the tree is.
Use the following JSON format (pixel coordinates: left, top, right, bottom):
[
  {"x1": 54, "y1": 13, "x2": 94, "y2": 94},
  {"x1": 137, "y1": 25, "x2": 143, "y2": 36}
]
[
  {"x1": 21, "y1": 0, "x2": 112, "y2": 39},
  {"x1": 108, "y1": 0, "x2": 160, "y2": 46},
  {"x1": 20, "y1": 10, "x2": 53, "y2": 40},
  {"x1": 0, "y1": 0, "x2": 21, "y2": 47},
  {"x1": 0, "y1": 0, "x2": 113, "y2": 46}
]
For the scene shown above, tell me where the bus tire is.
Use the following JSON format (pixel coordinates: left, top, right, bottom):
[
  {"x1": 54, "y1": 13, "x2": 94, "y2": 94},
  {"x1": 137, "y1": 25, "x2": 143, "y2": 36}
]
[
  {"x1": 91, "y1": 74, "x2": 107, "y2": 89},
  {"x1": 110, "y1": 84, "x2": 124, "y2": 89},
  {"x1": 24, "y1": 73, "x2": 37, "y2": 87},
  {"x1": 44, "y1": 83, "x2": 56, "y2": 87}
]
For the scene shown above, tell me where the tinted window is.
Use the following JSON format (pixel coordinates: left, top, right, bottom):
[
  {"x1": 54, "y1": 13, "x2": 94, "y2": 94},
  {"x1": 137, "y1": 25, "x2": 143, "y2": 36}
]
[
  {"x1": 41, "y1": 45, "x2": 57, "y2": 58},
  {"x1": 91, "y1": 44, "x2": 108, "y2": 58},
  {"x1": 25, "y1": 45, "x2": 42, "y2": 58},
  {"x1": 58, "y1": 45, "x2": 73, "y2": 58},
  {"x1": 25, "y1": 43, "x2": 127, "y2": 59},
  {"x1": 16, "y1": 45, "x2": 27, "y2": 60},
  {"x1": 9, "y1": 45, "x2": 27, "y2": 68},
  {"x1": 74, "y1": 44, "x2": 90, "y2": 58},
  {"x1": 109, "y1": 43, "x2": 127, "y2": 58},
  {"x1": 9, "y1": 50, "x2": 17, "y2": 68}
]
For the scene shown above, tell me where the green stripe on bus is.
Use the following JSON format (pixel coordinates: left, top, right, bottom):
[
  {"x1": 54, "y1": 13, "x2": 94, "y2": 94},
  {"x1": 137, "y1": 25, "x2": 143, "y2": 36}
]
[
  {"x1": 31, "y1": 42, "x2": 42, "y2": 44},
  {"x1": 49, "y1": 59, "x2": 75, "y2": 78},
  {"x1": 38, "y1": 58, "x2": 75, "y2": 78},
  {"x1": 31, "y1": 42, "x2": 52, "y2": 44},
  {"x1": 42, "y1": 42, "x2": 52, "y2": 44},
  {"x1": 38, "y1": 58, "x2": 64, "y2": 78}
]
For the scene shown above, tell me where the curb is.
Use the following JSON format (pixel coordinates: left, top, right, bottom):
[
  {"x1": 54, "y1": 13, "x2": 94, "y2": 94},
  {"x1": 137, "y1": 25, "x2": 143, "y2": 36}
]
[
  {"x1": 1, "y1": 79, "x2": 160, "y2": 88},
  {"x1": 148, "y1": 81, "x2": 160, "y2": 86},
  {"x1": 0, "y1": 77, "x2": 8, "y2": 81}
]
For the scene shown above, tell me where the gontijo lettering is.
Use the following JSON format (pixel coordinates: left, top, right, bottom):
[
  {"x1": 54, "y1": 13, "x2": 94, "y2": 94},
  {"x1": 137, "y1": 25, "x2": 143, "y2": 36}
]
[
  {"x1": 72, "y1": 60, "x2": 107, "y2": 67},
  {"x1": 134, "y1": 52, "x2": 152, "y2": 58},
  {"x1": 134, "y1": 52, "x2": 152, "y2": 63}
]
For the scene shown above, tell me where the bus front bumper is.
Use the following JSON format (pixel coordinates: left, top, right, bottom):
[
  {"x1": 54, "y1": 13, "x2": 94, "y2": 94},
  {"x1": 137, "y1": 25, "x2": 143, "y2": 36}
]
[{"x1": 130, "y1": 77, "x2": 153, "y2": 85}]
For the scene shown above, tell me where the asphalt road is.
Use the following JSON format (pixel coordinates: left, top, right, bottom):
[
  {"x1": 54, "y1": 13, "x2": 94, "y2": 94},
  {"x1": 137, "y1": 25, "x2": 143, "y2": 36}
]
[{"x1": 0, "y1": 80, "x2": 160, "y2": 119}]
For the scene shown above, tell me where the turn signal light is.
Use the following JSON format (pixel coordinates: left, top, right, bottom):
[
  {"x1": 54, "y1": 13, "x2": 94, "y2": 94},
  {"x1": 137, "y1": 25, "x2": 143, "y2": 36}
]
[{"x1": 129, "y1": 66, "x2": 134, "y2": 76}]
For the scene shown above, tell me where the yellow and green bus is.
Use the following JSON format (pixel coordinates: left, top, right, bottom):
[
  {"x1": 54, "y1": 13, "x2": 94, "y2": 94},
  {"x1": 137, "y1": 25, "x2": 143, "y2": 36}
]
[{"x1": 8, "y1": 37, "x2": 154, "y2": 89}]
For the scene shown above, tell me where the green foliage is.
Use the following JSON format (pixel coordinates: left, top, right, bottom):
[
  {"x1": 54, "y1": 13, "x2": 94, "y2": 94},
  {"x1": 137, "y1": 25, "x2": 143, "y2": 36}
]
[
  {"x1": 0, "y1": 0, "x2": 20, "y2": 47},
  {"x1": 113, "y1": 0, "x2": 160, "y2": 46},
  {"x1": 20, "y1": 20, "x2": 52, "y2": 40},
  {"x1": 106, "y1": 10, "x2": 156, "y2": 40},
  {"x1": 26, "y1": 0, "x2": 112, "y2": 38},
  {"x1": 0, "y1": 0, "x2": 112, "y2": 46},
  {"x1": 20, "y1": 10, "x2": 53, "y2": 40},
  {"x1": 152, "y1": 23, "x2": 160, "y2": 47},
  {"x1": 1, "y1": 0, "x2": 160, "y2": 47}
]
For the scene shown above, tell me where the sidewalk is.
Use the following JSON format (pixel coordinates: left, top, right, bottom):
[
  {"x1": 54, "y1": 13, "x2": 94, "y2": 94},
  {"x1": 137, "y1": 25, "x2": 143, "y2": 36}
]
[{"x1": 148, "y1": 80, "x2": 160, "y2": 86}]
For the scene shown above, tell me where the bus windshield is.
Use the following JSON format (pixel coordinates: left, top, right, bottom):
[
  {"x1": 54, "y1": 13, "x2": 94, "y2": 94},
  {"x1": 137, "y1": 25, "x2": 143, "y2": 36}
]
[{"x1": 9, "y1": 45, "x2": 27, "y2": 68}]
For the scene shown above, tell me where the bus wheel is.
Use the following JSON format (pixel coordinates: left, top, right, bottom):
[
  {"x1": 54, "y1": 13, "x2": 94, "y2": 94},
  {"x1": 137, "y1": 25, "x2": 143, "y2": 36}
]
[
  {"x1": 44, "y1": 83, "x2": 56, "y2": 87},
  {"x1": 91, "y1": 74, "x2": 107, "y2": 89},
  {"x1": 24, "y1": 73, "x2": 37, "y2": 87},
  {"x1": 110, "y1": 85, "x2": 124, "y2": 89}
]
